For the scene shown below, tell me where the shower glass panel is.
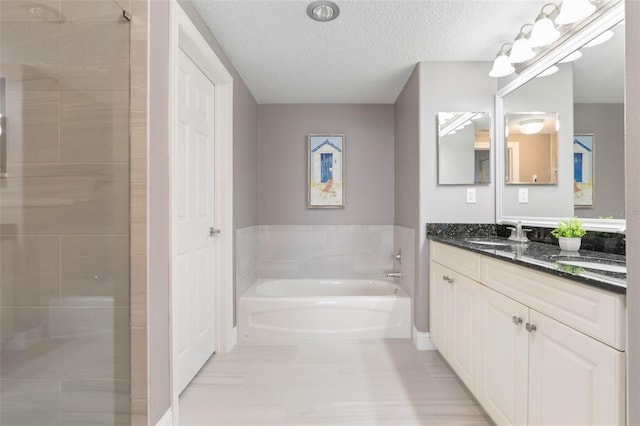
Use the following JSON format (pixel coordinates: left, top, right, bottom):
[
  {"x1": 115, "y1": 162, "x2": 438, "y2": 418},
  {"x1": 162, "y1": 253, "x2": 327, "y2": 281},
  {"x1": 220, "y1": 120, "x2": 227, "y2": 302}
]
[{"x1": 0, "y1": 2, "x2": 131, "y2": 425}]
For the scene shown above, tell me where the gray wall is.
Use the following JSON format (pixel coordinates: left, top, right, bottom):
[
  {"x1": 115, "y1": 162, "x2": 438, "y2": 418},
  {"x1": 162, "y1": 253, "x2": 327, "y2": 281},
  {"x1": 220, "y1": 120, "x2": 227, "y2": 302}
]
[
  {"x1": 415, "y1": 61, "x2": 496, "y2": 332},
  {"x1": 257, "y1": 104, "x2": 394, "y2": 225},
  {"x1": 148, "y1": 1, "x2": 258, "y2": 423},
  {"x1": 502, "y1": 65, "x2": 574, "y2": 218},
  {"x1": 394, "y1": 66, "x2": 421, "y2": 332},
  {"x1": 574, "y1": 103, "x2": 625, "y2": 218},
  {"x1": 625, "y1": 2, "x2": 639, "y2": 424}
]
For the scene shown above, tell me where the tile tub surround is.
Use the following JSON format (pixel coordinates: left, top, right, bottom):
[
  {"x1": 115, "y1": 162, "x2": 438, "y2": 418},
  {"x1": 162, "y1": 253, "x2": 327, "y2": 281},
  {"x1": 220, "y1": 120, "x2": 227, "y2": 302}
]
[
  {"x1": 236, "y1": 226, "x2": 259, "y2": 323},
  {"x1": 393, "y1": 225, "x2": 415, "y2": 298},
  {"x1": 258, "y1": 225, "x2": 394, "y2": 280},
  {"x1": 179, "y1": 340, "x2": 492, "y2": 425}
]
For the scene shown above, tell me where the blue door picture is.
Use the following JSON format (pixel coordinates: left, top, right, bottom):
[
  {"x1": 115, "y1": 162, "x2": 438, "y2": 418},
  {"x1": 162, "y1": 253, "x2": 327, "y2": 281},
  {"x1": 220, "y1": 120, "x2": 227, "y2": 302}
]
[
  {"x1": 574, "y1": 153, "x2": 583, "y2": 182},
  {"x1": 321, "y1": 153, "x2": 333, "y2": 183}
]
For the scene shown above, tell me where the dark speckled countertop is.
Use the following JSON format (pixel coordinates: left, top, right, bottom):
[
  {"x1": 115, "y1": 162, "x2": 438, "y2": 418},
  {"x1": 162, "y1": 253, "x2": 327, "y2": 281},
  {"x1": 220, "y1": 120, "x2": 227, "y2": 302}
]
[{"x1": 430, "y1": 235, "x2": 626, "y2": 294}]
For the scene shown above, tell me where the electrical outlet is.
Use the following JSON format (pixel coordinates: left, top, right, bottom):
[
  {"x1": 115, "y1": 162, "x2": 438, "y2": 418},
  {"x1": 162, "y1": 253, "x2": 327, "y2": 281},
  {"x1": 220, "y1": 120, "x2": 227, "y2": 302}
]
[
  {"x1": 466, "y1": 188, "x2": 476, "y2": 204},
  {"x1": 518, "y1": 188, "x2": 529, "y2": 203}
]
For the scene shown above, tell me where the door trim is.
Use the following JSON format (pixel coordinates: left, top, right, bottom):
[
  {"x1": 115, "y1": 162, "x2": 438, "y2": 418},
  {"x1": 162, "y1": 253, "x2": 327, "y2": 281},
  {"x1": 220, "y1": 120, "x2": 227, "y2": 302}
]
[{"x1": 169, "y1": 2, "x2": 234, "y2": 423}]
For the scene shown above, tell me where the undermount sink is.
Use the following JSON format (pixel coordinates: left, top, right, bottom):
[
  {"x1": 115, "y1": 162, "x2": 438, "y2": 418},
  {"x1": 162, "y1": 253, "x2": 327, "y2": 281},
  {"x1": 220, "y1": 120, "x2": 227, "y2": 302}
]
[
  {"x1": 557, "y1": 260, "x2": 627, "y2": 274},
  {"x1": 466, "y1": 239, "x2": 511, "y2": 247}
]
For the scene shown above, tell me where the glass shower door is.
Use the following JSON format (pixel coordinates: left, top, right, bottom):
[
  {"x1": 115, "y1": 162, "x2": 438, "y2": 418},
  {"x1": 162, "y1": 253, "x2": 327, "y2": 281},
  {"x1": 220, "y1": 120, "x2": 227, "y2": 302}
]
[{"x1": 0, "y1": 2, "x2": 131, "y2": 425}]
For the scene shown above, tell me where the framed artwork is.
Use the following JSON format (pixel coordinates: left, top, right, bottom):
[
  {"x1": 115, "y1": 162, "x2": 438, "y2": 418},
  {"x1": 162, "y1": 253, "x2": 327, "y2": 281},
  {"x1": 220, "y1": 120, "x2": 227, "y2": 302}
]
[
  {"x1": 308, "y1": 134, "x2": 345, "y2": 208},
  {"x1": 573, "y1": 134, "x2": 594, "y2": 207}
]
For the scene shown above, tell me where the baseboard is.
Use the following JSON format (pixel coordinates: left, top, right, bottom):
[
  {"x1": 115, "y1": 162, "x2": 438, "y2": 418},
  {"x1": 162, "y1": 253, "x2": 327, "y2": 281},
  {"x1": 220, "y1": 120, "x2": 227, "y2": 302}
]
[
  {"x1": 156, "y1": 408, "x2": 173, "y2": 426},
  {"x1": 412, "y1": 326, "x2": 437, "y2": 351}
]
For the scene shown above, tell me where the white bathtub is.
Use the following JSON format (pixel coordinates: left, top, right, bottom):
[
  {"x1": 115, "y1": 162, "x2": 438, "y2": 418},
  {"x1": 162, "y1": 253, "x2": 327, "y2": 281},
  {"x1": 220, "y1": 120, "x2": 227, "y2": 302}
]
[{"x1": 238, "y1": 279, "x2": 411, "y2": 342}]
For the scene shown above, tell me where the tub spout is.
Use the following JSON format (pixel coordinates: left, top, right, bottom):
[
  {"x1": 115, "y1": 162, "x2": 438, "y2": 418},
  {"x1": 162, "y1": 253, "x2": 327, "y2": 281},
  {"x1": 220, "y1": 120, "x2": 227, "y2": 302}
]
[{"x1": 386, "y1": 272, "x2": 404, "y2": 278}]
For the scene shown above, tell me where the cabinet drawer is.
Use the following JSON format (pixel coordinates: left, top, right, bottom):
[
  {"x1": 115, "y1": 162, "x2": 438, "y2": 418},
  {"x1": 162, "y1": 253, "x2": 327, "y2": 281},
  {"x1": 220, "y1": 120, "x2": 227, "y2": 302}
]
[
  {"x1": 482, "y1": 257, "x2": 626, "y2": 350},
  {"x1": 431, "y1": 241, "x2": 482, "y2": 281}
]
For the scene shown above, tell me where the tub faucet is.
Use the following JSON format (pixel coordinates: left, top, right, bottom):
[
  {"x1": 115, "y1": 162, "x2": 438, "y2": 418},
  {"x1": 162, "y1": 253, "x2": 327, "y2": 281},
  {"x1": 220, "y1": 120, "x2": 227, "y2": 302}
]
[{"x1": 386, "y1": 272, "x2": 404, "y2": 278}]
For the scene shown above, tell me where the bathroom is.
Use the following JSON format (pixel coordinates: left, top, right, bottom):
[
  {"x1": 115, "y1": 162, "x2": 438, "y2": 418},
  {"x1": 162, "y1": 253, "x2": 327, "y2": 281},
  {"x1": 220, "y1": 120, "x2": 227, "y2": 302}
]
[{"x1": 0, "y1": 0, "x2": 639, "y2": 425}]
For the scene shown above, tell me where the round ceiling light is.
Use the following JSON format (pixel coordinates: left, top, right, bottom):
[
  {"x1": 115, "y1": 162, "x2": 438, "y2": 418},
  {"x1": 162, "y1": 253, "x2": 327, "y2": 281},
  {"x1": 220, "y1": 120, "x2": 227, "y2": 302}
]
[
  {"x1": 519, "y1": 119, "x2": 545, "y2": 135},
  {"x1": 307, "y1": 1, "x2": 340, "y2": 22}
]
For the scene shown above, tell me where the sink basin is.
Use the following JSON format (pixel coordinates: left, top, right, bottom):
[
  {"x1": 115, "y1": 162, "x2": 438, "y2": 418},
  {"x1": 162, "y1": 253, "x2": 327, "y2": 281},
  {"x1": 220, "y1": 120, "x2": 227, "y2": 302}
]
[
  {"x1": 466, "y1": 239, "x2": 511, "y2": 247},
  {"x1": 557, "y1": 260, "x2": 626, "y2": 274}
]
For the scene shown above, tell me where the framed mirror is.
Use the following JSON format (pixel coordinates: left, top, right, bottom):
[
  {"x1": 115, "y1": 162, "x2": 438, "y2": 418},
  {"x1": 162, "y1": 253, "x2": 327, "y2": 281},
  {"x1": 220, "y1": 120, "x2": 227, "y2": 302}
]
[
  {"x1": 495, "y1": 0, "x2": 625, "y2": 232},
  {"x1": 505, "y1": 112, "x2": 559, "y2": 184},
  {"x1": 437, "y1": 112, "x2": 491, "y2": 185}
]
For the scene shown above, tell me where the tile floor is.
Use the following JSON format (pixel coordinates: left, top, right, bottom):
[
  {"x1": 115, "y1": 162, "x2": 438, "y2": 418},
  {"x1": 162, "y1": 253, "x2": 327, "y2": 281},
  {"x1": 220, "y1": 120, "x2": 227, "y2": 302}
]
[{"x1": 178, "y1": 339, "x2": 492, "y2": 425}]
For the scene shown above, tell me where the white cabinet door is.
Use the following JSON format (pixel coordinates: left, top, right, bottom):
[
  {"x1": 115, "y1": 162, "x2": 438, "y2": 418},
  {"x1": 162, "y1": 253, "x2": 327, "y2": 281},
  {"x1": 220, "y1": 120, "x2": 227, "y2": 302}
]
[
  {"x1": 528, "y1": 310, "x2": 626, "y2": 426},
  {"x1": 449, "y1": 272, "x2": 480, "y2": 394},
  {"x1": 429, "y1": 261, "x2": 451, "y2": 356},
  {"x1": 478, "y1": 286, "x2": 529, "y2": 426}
]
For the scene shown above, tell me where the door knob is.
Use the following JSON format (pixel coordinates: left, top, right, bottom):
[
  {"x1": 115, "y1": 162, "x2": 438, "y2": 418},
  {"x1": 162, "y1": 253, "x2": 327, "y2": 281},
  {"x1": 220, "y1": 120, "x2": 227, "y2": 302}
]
[{"x1": 209, "y1": 227, "x2": 221, "y2": 237}]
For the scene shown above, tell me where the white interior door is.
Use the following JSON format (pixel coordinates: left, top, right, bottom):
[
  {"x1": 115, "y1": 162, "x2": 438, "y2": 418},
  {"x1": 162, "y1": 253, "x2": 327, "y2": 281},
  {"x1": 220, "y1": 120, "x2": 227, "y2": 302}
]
[{"x1": 173, "y1": 47, "x2": 216, "y2": 394}]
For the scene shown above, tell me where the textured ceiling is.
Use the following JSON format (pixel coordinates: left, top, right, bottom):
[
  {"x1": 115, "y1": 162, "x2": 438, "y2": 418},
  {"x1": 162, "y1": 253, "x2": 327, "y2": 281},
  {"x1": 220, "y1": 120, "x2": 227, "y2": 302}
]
[{"x1": 191, "y1": 0, "x2": 623, "y2": 104}]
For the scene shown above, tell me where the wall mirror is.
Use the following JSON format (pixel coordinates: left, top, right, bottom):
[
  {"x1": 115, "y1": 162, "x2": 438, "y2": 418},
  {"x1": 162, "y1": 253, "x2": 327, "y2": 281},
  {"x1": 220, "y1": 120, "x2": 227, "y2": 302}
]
[
  {"x1": 505, "y1": 112, "x2": 559, "y2": 184},
  {"x1": 495, "y1": 0, "x2": 625, "y2": 232},
  {"x1": 437, "y1": 112, "x2": 491, "y2": 185}
]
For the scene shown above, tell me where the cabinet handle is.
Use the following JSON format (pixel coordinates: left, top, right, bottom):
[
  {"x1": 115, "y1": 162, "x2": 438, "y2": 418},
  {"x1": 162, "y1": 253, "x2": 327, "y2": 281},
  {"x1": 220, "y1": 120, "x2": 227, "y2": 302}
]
[
  {"x1": 525, "y1": 323, "x2": 537, "y2": 333},
  {"x1": 512, "y1": 316, "x2": 523, "y2": 325},
  {"x1": 441, "y1": 275, "x2": 454, "y2": 284}
]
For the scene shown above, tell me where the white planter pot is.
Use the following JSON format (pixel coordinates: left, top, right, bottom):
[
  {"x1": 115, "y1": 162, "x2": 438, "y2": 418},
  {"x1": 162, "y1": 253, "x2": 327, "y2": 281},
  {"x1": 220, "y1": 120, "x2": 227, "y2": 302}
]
[{"x1": 559, "y1": 237, "x2": 581, "y2": 252}]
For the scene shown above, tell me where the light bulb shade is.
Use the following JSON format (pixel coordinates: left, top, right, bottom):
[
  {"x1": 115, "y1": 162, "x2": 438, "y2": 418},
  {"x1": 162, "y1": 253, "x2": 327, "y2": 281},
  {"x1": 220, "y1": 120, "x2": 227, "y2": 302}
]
[
  {"x1": 519, "y1": 119, "x2": 545, "y2": 135},
  {"x1": 509, "y1": 36, "x2": 535, "y2": 63},
  {"x1": 537, "y1": 65, "x2": 559, "y2": 78},
  {"x1": 559, "y1": 50, "x2": 583, "y2": 63},
  {"x1": 583, "y1": 30, "x2": 614, "y2": 47},
  {"x1": 555, "y1": 0, "x2": 596, "y2": 25},
  {"x1": 489, "y1": 53, "x2": 515, "y2": 77},
  {"x1": 529, "y1": 14, "x2": 561, "y2": 48}
]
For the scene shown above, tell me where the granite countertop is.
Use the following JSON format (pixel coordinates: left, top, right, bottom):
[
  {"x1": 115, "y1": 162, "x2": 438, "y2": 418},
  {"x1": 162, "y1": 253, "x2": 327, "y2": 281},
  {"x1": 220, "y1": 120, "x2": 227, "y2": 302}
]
[{"x1": 429, "y1": 235, "x2": 626, "y2": 294}]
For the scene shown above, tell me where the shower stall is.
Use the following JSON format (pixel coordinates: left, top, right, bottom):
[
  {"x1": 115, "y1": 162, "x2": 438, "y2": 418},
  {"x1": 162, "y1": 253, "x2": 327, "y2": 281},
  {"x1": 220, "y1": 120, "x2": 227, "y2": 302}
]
[{"x1": 0, "y1": 2, "x2": 131, "y2": 424}]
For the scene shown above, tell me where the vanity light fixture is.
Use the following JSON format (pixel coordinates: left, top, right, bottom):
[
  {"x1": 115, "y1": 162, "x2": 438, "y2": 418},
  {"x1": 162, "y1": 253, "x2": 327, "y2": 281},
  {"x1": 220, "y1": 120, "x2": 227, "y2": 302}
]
[
  {"x1": 489, "y1": 43, "x2": 515, "y2": 77},
  {"x1": 536, "y1": 65, "x2": 559, "y2": 77},
  {"x1": 529, "y1": 4, "x2": 561, "y2": 48},
  {"x1": 559, "y1": 50, "x2": 583, "y2": 62},
  {"x1": 555, "y1": 0, "x2": 596, "y2": 26},
  {"x1": 509, "y1": 24, "x2": 536, "y2": 63},
  {"x1": 583, "y1": 29, "x2": 614, "y2": 47},
  {"x1": 519, "y1": 118, "x2": 545, "y2": 135},
  {"x1": 307, "y1": 0, "x2": 340, "y2": 22}
]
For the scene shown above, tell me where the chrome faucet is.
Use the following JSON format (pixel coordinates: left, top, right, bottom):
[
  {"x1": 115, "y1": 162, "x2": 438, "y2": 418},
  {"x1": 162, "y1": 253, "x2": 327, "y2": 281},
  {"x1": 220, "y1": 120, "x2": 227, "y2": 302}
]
[
  {"x1": 500, "y1": 220, "x2": 530, "y2": 243},
  {"x1": 386, "y1": 272, "x2": 404, "y2": 278}
]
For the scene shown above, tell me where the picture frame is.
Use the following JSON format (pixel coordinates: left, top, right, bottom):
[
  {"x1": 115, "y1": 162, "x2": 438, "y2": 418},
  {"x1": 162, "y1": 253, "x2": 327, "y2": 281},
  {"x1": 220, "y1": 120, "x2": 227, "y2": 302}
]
[
  {"x1": 308, "y1": 134, "x2": 345, "y2": 208},
  {"x1": 573, "y1": 133, "x2": 594, "y2": 207}
]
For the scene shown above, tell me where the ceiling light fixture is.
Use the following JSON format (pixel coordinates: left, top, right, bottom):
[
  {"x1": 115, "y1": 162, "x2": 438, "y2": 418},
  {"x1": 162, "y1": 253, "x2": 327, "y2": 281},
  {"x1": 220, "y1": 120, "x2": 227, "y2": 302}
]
[
  {"x1": 489, "y1": 43, "x2": 515, "y2": 77},
  {"x1": 559, "y1": 50, "x2": 583, "y2": 62},
  {"x1": 555, "y1": 0, "x2": 596, "y2": 25},
  {"x1": 307, "y1": 0, "x2": 340, "y2": 22},
  {"x1": 529, "y1": 4, "x2": 561, "y2": 48},
  {"x1": 519, "y1": 119, "x2": 545, "y2": 135},
  {"x1": 509, "y1": 24, "x2": 536, "y2": 63}
]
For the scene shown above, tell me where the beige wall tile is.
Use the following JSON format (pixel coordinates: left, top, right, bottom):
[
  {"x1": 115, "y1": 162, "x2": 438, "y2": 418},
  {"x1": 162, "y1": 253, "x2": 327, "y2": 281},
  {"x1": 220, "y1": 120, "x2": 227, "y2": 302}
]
[
  {"x1": 130, "y1": 326, "x2": 148, "y2": 400},
  {"x1": 61, "y1": 0, "x2": 127, "y2": 21},
  {"x1": 6, "y1": 91, "x2": 60, "y2": 163},
  {"x1": 130, "y1": 182, "x2": 147, "y2": 227},
  {"x1": 130, "y1": 0, "x2": 147, "y2": 41},
  {"x1": 1, "y1": 64, "x2": 60, "y2": 93},
  {"x1": 1, "y1": 307, "x2": 130, "y2": 380},
  {"x1": 130, "y1": 223, "x2": 147, "y2": 256},
  {"x1": 61, "y1": 379, "x2": 130, "y2": 426},
  {"x1": 130, "y1": 398, "x2": 148, "y2": 426},
  {"x1": 0, "y1": 379, "x2": 61, "y2": 426},
  {"x1": 131, "y1": 110, "x2": 148, "y2": 184},
  {"x1": 0, "y1": 1, "x2": 62, "y2": 21},
  {"x1": 130, "y1": 255, "x2": 147, "y2": 328},
  {"x1": 0, "y1": 236, "x2": 60, "y2": 307},
  {"x1": 61, "y1": 236, "x2": 129, "y2": 307},
  {"x1": 60, "y1": 91, "x2": 129, "y2": 163},
  {"x1": 130, "y1": 40, "x2": 148, "y2": 113},
  {"x1": 0, "y1": 164, "x2": 129, "y2": 235}
]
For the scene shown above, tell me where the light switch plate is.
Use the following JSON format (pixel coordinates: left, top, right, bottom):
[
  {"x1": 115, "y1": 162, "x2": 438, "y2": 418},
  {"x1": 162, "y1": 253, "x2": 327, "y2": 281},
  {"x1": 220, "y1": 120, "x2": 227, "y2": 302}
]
[
  {"x1": 518, "y1": 188, "x2": 529, "y2": 203},
  {"x1": 466, "y1": 188, "x2": 476, "y2": 204}
]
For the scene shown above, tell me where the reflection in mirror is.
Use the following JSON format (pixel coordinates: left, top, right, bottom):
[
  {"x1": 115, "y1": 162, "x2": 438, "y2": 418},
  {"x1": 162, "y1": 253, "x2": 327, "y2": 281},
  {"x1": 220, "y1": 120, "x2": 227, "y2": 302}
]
[
  {"x1": 505, "y1": 112, "x2": 558, "y2": 184},
  {"x1": 437, "y1": 112, "x2": 491, "y2": 185}
]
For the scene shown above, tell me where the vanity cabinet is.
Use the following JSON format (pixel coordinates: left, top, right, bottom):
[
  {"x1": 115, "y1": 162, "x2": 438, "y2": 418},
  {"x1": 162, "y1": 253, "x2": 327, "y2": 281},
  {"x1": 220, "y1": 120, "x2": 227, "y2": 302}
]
[{"x1": 430, "y1": 241, "x2": 626, "y2": 426}]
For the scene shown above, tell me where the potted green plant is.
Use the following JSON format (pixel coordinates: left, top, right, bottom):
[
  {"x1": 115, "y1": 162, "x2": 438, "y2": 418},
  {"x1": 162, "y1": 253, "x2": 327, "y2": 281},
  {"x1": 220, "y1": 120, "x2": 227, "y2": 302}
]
[{"x1": 551, "y1": 217, "x2": 587, "y2": 252}]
